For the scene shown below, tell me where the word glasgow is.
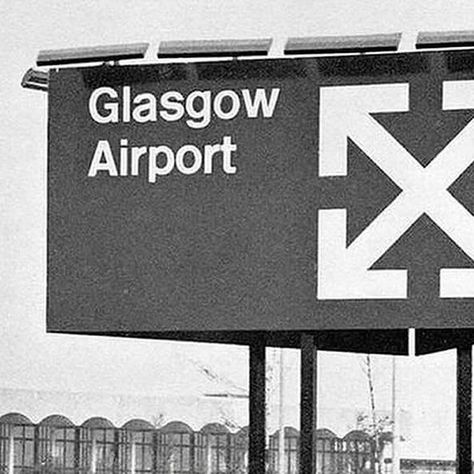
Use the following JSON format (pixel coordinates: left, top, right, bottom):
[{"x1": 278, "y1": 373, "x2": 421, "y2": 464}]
[{"x1": 88, "y1": 86, "x2": 281, "y2": 128}]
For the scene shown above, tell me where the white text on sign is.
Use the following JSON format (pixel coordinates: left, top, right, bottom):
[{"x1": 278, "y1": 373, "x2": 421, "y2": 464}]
[{"x1": 87, "y1": 87, "x2": 281, "y2": 180}]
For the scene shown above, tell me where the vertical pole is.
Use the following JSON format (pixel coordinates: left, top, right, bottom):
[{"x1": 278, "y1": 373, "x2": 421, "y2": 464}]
[
  {"x1": 279, "y1": 349, "x2": 286, "y2": 474},
  {"x1": 226, "y1": 433, "x2": 232, "y2": 474},
  {"x1": 300, "y1": 333, "x2": 317, "y2": 474},
  {"x1": 152, "y1": 431, "x2": 158, "y2": 474},
  {"x1": 206, "y1": 435, "x2": 212, "y2": 474},
  {"x1": 131, "y1": 438, "x2": 136, "y2": 474},
  {"x1": 392, "y1": 356, "x2": 400, "y2": 474},
  {"x1": 74, "y1": 427, "x2": 81, "y2": 474},
  {"x1": 190, "y1": 432, "x2": 195, "y2": 474},
  {"x1": 8, "y1": 430, "x2": 14, "y2": 474},
  {"x1": 113, "y1": 429, "x2": 120, "y2": 474},
  {"x1": 249, "y1": 336, "x2": 266, "y2": 474},
  {"x1": 33, "y1": 426, "x2": 39, "y2": 470},
  {"x1": 457, "y1": 345, "x2": 472, "y2": 474}
]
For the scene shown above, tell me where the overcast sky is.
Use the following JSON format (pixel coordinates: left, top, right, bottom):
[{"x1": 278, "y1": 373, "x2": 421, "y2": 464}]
[{"x1": 2, "y1": 0, "x2": 474, "y2": 459}]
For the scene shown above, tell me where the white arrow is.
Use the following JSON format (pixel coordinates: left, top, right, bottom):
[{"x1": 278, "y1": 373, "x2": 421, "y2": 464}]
[
  {"x1": 440, "y1": 80, "x2": 474, "y2": 298},
  {"x1": 318, "y1": 83, "x2": 411, "y2": 299},
  {"x1": 319, "y1": 83, "x2": 410, "y2": 177}
]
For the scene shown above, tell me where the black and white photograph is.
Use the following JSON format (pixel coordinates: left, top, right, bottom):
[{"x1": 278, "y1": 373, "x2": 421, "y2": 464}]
[{"x1": 2, "y1": 1, "x2": 474, "y2": 473}]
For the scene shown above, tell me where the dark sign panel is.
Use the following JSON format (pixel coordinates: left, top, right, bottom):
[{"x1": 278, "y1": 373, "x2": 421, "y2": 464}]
[{"x1": 48, "y1": 50, "x2": 474, "y2": 333}]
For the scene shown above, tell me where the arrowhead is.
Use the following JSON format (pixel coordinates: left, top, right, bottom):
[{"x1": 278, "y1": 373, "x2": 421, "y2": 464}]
[
  {"x1": 373, "y1": 215, "x2": 474, "y2": 300},
  {"x1": 373, "y1": 108, "x2": 474, "y2": 167},
  {"x1": 345, "y1": 139, "x2": 401, "y2": 244},
  {"x1": 317, "y1": 208, "x2": 407, "y2": 300},
  {"x1": 319, "y1": 83, "x2": 409, "y2": 176}
]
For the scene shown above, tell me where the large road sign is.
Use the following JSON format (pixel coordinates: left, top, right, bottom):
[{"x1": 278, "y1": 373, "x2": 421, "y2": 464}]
[{"x1": 47, "y1": 49, "x2": 474, "y2": 333}]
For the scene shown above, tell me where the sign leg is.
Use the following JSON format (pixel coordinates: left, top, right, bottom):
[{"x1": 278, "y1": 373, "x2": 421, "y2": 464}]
[
  {"x1": 249, "y1": 337, "x2": 266, "y2": 474},
  {"x1": 457, "y1": 345, "x2": 472, "y2": 474},
  {"x1": 300, "y1": 333, "x2": 318, "y2": 474}
]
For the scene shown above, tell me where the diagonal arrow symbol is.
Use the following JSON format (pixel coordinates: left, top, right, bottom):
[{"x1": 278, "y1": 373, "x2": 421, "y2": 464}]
[
  {"x1": 317, "y1": 82, "x2": 474, "y2": 300},
  {"x1": 439, "y1": 80, "x2": 474, "y2": 297}
]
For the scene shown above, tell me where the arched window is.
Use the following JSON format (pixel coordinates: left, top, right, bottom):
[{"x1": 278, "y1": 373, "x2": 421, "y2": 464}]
[
  {"x1": 268, "y1": 427, "x2": 300, "y2": 474},
  {"x1": 343, "y1": 430, "x2": 373, "y2": 474},
  {"x1": 197, "y1": 423, "x2": 231, "y2": 474},
  {"x1": 158, "y1": 421, "x2": 194, "y2": 474},
  {"x1": 0, "y1": 413, "x2": 35, "y2": 473},
  {"x1": 80, "y1": 417, "x2": 117, "y2": 473},
  {"x1": 232, "y1": 426, "x2": 248, "y2": 474},
  {"x1": 38, "y1": 414, "x2": 76, "y2": 473},
  {"x1": 315, "y1": 428, "x2": 339, "y2": 474},
  {"x1": 119, "y1": 419, "x2": 155, "y2": 473}
]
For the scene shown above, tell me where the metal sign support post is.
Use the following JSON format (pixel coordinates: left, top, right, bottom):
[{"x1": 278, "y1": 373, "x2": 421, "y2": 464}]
[
  {"x1": 457, "y1": 345, "x2": 472, "y2": 474},
  {"x1": 249, "y1": 337, "x2": 266, "y2": 474},
  {"x1": 300, "y1": 334, "x2": 318, "y2": 474}
]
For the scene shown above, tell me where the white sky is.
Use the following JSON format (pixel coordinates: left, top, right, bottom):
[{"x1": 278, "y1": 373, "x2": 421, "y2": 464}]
[{"x1": 1, "y1": 0, "x2": 474, "y2": 460}]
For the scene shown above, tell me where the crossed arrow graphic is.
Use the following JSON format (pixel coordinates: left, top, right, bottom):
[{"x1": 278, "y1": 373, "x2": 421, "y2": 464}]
[{"x1": 317, "y1": 81, "x2": 474, "y2": 300}]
